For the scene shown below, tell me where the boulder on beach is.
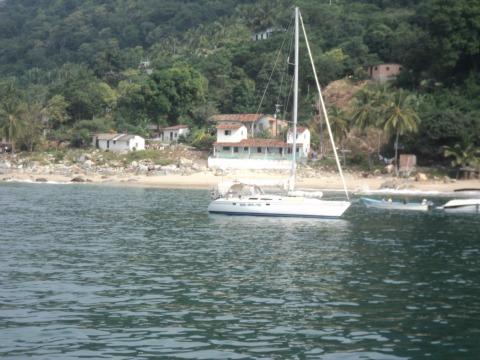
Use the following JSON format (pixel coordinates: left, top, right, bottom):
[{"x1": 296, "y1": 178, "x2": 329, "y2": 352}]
[{"x1": 71, "y1": 176, "x2": 86, "y2": 183}]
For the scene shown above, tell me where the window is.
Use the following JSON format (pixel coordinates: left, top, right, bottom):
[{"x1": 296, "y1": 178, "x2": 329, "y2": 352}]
[
  {"x1": 225, "y1": 130, "x2": 231, "y2": 136},
  {"x1": 386, "y1": 66, "x2": 390, "y2": 71},
  {"x1": 222, "y1": 146, "x2": 230, "y2": 151},
  {"x1": 244, "y1": 147, "x2": 248, "y2": 151},
  {"x1": 234, "y1": 147, "x2": 238, "y2": 153},
  {"x1": 113, "y1": 140, "x2": 116, "y2": 144},
  {"x1": 374, "y1": 66, "x2": 378, "y2": 71},
  {"x1": 257, "y1": 147, "x2": 262, "y2": 153}
]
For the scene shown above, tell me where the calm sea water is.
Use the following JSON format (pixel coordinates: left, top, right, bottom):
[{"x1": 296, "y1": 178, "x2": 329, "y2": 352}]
[{"x1": 1, "y1": 182, "x2": 479, "y2": 359}]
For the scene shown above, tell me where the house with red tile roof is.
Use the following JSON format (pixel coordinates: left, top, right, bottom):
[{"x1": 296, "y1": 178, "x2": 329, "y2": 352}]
[
  {"x1": 209, "y1": 114, "x2": 287, "y2": 138},
  {"x1": 209, "y1": 115, "x2": 310, "y2": 170}
]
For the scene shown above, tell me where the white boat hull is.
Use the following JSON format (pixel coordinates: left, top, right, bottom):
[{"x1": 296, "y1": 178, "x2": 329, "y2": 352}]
[
  {"x1": 439, "y1": 199, "x2": 480, "y2": 213},
  {"x1": 208, "y1": 196, "x2": 351, "y2": 218}
]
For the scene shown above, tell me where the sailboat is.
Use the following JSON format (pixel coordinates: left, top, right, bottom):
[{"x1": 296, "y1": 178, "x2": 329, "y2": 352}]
[{"x1": 207, "y1": 7, "x2": 351, "y2": 218}]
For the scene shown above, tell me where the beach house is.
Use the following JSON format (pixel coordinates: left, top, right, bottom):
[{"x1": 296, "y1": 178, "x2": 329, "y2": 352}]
[{"x1": 93, "y1": 133, "x2": 145, "y2": 153}]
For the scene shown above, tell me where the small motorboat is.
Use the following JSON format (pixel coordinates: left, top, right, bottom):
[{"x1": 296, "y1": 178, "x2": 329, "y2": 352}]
[
  {"x1": 361, "y1": 197, "x2": 430, "y2": 211},
  {"x1": 437, "y1": 199, "x2": 480, "y2": 213}
]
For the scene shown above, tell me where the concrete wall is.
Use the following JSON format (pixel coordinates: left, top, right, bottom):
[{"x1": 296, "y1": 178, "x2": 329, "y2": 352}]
[{"x1": 208, "y1": 157, "x2": 291, "y2": 170}]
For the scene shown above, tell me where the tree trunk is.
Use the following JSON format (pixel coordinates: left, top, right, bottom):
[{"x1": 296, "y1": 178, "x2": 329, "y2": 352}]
[{"x1": 394, "y1": 131, "x2": 399, "y2": 177}]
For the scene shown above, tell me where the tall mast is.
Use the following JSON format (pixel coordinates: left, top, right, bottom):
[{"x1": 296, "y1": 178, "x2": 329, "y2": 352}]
[{"x1": 289, "y1": 7, "x2": 299, "y2": 191}]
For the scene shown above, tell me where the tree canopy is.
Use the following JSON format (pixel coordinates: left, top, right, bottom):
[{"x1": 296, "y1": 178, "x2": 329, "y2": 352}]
[{"x1": 0, "y1": 0, "x2": 478, "y2": 165}]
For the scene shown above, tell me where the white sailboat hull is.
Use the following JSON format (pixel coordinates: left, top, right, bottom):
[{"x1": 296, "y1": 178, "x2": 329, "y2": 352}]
[{"x1": 208, "y1": 196, "x2": 351, "y2": 218}]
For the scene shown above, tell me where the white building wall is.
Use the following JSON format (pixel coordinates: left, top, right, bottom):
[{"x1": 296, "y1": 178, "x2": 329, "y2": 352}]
[
  {"x1": 163, "y1": 128, "x2": 190, "y2": 142},
  {"x1": 287, "y1": 129, "x2": 310, "y2": 157},
  {"x1": 96, "y1": 136, "x2": 145, "y2": 152},
  {"x1": 217, "y1": 125, "x2": 247, "y2": 143}
]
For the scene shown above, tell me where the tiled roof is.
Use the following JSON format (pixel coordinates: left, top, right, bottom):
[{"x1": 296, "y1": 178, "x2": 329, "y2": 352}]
[
  {"x1": 95, "y1": 133, "x2": 138, "y2": 141},
  {"x1": 214, "y1": 139, "x2": 302, "y2": 147},
  {"x1": 162, "y1": 125, "x2": 189, "y2": 131},
  {"x1": 210, "y1": 114, "x2": 265, "y2": 123},
  {"x1": 216, "y1": 123, "x2": 244, "y2": 130}
]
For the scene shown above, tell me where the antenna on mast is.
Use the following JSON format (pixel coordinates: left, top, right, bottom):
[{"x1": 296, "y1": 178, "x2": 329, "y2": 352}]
[{"x1": 274, "y1": 104, "x2": 281, "y2": 118}]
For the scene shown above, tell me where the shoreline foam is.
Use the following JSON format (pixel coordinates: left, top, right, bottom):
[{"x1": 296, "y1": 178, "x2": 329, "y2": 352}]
[{"x1": 2, "y1": 169, "x2": 479, "y2": 197}]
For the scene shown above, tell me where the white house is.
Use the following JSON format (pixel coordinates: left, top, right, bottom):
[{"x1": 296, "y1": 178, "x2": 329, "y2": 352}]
[
  {"x1": 287, "y1": 126, "x2": 310, "y2": 158},
  {"x1": 216, "y1": 123, "x2": 247, "y2": 143},
  {"x1": 162, "y1": 125, "x2": 189, "y2": 143},
  {"x1": 252, "y1": 27, "x2": 284, "y2": 41},
  {"x1": 93, "y1": 133, "x2": 145, "y2": 153},
  {"x1": 211, "y1": 122, "x2": 302, "y2": 163}
]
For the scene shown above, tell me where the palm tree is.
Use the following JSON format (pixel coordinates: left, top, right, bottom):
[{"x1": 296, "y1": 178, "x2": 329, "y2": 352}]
[
  {"x1": 350, "y1": 87, "x2": 377, "y2": 131},
  {"x1": 0, "y1": 97, "x2": 27, "y2": 154},
  {"x1": 378, "y1": 89, "x2": 421, "y2": 175},
  {"x1": 350, "y1": 86, "x2": 385, "y2": 158},
  {"x1": 256, "y1": 0, "x2": 280, "y2": 30},
  {"x1": 443, "y1": 138, "x2": 480, "y2": 178},
  {"x1": 328, "y1": 106, "x2": 350, "y2": 167},
  {"x1": 235, "y1": 4, "x2": 257, "y2": 32}
]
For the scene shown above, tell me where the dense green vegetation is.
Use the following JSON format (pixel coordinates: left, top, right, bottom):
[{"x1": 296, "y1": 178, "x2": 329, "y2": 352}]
[{"x1": 0, "y1": 0, "x2": 479, "y2": 171}]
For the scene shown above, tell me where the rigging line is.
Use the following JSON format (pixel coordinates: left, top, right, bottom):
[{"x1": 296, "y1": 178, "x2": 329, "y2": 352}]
[
  {"x1": 299, "y1": 10, "x2": 350, "y2": 201},
  {"x1": 255, "y1": 15, "x2": 295, "y2": 116}
]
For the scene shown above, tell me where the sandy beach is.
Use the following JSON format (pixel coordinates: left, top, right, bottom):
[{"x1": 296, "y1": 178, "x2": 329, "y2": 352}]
[{"x1": 2, "y1": 168, "x2": 480, "y2": 196}]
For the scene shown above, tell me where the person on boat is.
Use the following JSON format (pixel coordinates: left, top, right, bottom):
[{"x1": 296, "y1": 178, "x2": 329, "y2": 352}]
[
  {"x1": 388, "y1": 198, "x2": 392, "y2": 204},
  {"x1": 403, "y1": 198, "x2": 409, "y2": 204},
  {"x1": 421, "y1": 198, "x2": 428, "y2": 205}
]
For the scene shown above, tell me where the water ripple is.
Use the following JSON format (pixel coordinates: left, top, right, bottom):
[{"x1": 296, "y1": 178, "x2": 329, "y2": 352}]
[{"x1": 1, "y1": 184, "x2": 480, "y2": 359}]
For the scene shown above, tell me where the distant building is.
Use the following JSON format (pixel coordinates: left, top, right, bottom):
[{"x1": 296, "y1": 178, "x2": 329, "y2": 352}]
[
  {"x1": 139, "y1": 59, "x2": 153, "y2": 74},
  {"x1": 209, "y1": 117, "x2": 309, "y2": 167},
  {"x1": 287, "y1": 126, "x2": 311, "y2": 159},
  {"x1": 209, "y1": 114, "x2": 287, "y2": 138},
  {"x1": 161, "y1": 125, "x2": 190, "y2": 143},
  {"x1": 366, "y1": 63, "x2": 403, "y2": 83},
  {"x1": 252, "y1": 27, "x2": 284, "y2": 41},
  {"x1": 93, "y1": 133, "x2": 145, "y2": 153}
]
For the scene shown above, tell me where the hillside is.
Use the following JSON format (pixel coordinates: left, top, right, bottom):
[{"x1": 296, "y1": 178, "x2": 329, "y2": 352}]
[{"x1": 0, "y1": 0, "x2": 479, "y2": 169}]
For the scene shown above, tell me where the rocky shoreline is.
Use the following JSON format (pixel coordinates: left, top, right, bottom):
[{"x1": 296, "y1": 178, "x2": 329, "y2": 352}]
[{"x1": 1, "y1": 150, "x2": 478, "y2": 194}]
